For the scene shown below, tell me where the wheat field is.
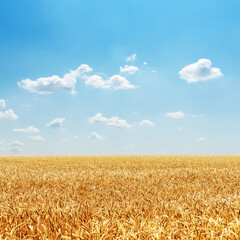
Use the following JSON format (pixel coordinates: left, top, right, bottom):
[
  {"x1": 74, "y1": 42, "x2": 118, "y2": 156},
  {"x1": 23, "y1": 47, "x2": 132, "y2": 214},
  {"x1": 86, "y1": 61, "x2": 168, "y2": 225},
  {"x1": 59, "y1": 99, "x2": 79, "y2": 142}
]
[{"x1": 0, "y1": 155, "x2": 239, "y2": 239}]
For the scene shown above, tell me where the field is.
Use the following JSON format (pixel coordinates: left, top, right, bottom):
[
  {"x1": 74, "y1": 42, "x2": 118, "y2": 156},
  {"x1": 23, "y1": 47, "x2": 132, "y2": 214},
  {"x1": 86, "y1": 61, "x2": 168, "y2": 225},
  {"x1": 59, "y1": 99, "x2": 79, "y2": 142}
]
[{"x1": 0, "y1": 155, "x2": 240, "y2": 239}]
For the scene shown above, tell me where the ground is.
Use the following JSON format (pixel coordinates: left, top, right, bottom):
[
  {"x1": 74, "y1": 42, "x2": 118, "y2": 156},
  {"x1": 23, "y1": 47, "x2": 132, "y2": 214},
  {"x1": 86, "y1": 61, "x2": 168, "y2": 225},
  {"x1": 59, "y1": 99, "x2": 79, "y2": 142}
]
[{"x1": 0, "y1": 155, "x2": 239, "y2": 239}]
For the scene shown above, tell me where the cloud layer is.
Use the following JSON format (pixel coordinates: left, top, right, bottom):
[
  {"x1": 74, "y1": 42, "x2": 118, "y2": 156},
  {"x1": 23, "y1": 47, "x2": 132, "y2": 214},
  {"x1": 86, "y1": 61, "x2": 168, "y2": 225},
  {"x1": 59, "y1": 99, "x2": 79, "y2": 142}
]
[
  {"x1": 179, "y1": 59, "x2": 223, "y2": 83},
  {"x1": 29, "y1": 135, "x2": 45, "y2": 141},
  {"x1": 197, "y1": 137, "x2": 207, "y2": 141},
  {"x1": 89, "y1": 113, "x2": 131, "y2": 128},
  {"x1": 12, "y1": 126, "x2": 39, "y2": 133},
  {"x1": 140, "y1": 120, "x2": 155, "y2": 126},
  {"x1": 46, "y1": 118, "x2": 65, "y2": 130},
  {"x1": 126, "y1": 53, "x2": 137, "y2": 62},
  {"x1": 0, "y1": 109, "x2": 18, "y2": 120},
  {"x1": 166, "y1": 111, "x2": 185, "y2": 119},
  {"x1": 18, "y1": 64, "x2": 92, "y2": 94},
  {"x1": 85, "y1": 74, "x2": 136, "y2": 90},
  {"x1": 0, "y1": 99, "x2": 5, "y2": 108},
  {"x1": 88, "y1": 132, "x2": 103, "y2": 141},
  {"x1": 120, "y1": 65, "x2": 139, "y2": 74}
]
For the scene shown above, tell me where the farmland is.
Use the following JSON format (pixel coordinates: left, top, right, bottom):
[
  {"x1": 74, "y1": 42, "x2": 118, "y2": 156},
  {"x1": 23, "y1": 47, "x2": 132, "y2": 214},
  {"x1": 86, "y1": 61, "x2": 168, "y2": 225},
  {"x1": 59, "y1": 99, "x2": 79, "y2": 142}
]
[{"x1": 0, "y1": 155, "x2": 239, "y2": 239}]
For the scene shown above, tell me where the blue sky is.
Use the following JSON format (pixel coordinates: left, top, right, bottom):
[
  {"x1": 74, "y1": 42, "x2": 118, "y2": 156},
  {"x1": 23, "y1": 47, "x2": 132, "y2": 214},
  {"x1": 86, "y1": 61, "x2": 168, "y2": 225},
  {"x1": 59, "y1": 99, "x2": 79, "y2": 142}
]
[{"x1": 1, "y1": 0, "x2": 240, "y2": 154}]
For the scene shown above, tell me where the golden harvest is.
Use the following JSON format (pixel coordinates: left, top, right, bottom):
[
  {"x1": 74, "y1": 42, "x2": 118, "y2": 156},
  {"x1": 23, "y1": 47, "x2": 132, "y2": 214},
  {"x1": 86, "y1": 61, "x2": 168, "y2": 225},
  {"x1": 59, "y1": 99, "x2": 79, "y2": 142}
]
[{"x1": 0, "y1": 155, "x2": 239, "y2": 239}]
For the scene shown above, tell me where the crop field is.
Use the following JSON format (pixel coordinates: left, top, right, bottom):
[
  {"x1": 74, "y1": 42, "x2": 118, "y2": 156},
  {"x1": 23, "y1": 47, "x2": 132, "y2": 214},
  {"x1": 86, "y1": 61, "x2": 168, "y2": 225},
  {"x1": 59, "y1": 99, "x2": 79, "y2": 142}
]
[{"x1": 0, "y1": 155, "x2": 240, "y2": 239}]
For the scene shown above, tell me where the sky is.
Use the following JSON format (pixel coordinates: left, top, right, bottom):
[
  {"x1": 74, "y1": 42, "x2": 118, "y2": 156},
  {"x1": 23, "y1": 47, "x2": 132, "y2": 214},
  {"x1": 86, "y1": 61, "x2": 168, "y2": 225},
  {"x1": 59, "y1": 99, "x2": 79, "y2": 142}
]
[{"x1": 1, "y1": 0, "x2": 240, "y2": 155}]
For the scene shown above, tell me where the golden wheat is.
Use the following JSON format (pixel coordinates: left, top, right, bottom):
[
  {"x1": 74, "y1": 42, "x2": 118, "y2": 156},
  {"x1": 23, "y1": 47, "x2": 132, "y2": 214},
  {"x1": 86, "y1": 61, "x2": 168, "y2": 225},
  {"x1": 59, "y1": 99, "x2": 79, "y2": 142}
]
[{"x1": 0, "y1": 155, "x2": 239, "y2": 239}]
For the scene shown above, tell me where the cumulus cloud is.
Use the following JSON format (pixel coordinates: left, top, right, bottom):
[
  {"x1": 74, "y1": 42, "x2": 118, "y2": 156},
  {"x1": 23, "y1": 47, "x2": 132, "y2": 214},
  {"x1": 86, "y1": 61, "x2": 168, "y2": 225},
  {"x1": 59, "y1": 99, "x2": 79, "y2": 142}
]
[
  {"x1": 179, "y1": 59, "x2": 223, "y2": 83},
  {"x1": 0, "y1": 109, "x2": 18, "y2": 120},
  {"x1": 140, "y1": 120, "x2": 155, "y2": 126},
  {"x1": 88, "y1": 132, "x2": 103, "y2": 141},
  {"x1": 107, "y1": 75, "x2": 136, "y2": 90},
  {"x1": 18, "y1": 64, "x2": 92, "y2": 94},
  {"x1": 85, "y1": 75, "x2": 109, "y2": 89},
  {"x1": 89, "y1": 113, "x2": 131, "y2": 128},
  {"x1": 107, "y1": 116, "x2": 131, "y2": 128},
  {"x1": 12, "y1": 126, "x2": 39, "y2": 134},
  {"x1": 126, "y1": 53, "x2": 137, "y2": 62},
  {"x1": 166, "y1": 111, "x2": 185, "y2": 119},
  {"x1": 197, "y1": 137, "x2": 207, "y2": 141},
  {"x1": 120, "y1": 65, "x2": 139, "y2": 74},
  {"x1": 0, "y1": 99, "x2": 5, "y2": 108},
  {"x1": 88, "y1": 113, "x2": 107, "y2": 124},
  {"x1": 85, "y1": 74, "x2": 136, "y2": 90},
  {"x1": 143, "y1": 62, "x2": 148, "y2": 65},
  {"x1": 46, "y1": 118, "x2": 65, "y2": 130},
  {"x1": 10, "y1": 141, "x2": 24, "y2": 153},
  {"x1": 29, "y1": 135, "x2": 45, "y2": 141}
]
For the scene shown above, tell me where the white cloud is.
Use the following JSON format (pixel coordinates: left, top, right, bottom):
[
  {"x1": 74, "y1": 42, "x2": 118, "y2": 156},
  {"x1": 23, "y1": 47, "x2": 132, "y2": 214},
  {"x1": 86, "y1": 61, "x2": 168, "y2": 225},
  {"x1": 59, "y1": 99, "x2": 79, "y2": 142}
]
[
  {"x1": 0, "y1": 99, "x2": 6, "y2": 108},
  {"x1": 29, "y1": 135, "x2": 45, "y2": 141},
  {"x1": 89, "y1": 113, "x2": 131, "y2": 128},
  {"x1": 152, "y1": 70, "x2": 157, "y2": 73},
  {"x1": 197, "y1": 137, "x2": 207, "y2": 141},
  {"x1": 85, "y1": 75, "x2": 109, "y2": 89},
  {"x1": 107, "y1": 75, "x2": 136, "y2": 90},
  {"x1": 107, "y1": 116, "x2": 131, "y2": 128},
  {"x1": 143, "y1": 62, "x2": 148, "y2": 65},
  {"x1": 89, "y1": 113, "x2": 108, "y2": 124},
  {"x1": 140, "y1": 120, "x2": 155, "y2": 126},
  {"x1": 0, "y1": 109, "x2": 18, "y2": 120},
  {"x1": 120, "y1": 65, "x2": 139, "y2": 74},
  {"x1": 85, "y1": 74, "x2": 136, "y2": 90},
  {"x1": 12, "y1": 126, "x2": 39, "y2": 134},
  {"x1": 46, "y1": 118, "x2": 65, "y2": 130},
  {"x1": 10, "y1": 141, "x2": 24, "y2": 153},
  {"x1": 126, "y1": 53, "x2": 137, "y2": 62},
  {"x1": 18, "y1": 64, "x2": 92, "y2": 94},
  {"x1": 179, "y1": 59, "x2": 223, "y2": 83},
  {"x1": 166, "y1": 111, "x2": 185, "y2": 119},
  {"x1": 88, "y1": 132, "x2": 103, "y2": 141}
]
